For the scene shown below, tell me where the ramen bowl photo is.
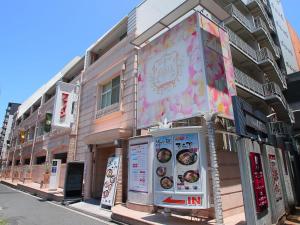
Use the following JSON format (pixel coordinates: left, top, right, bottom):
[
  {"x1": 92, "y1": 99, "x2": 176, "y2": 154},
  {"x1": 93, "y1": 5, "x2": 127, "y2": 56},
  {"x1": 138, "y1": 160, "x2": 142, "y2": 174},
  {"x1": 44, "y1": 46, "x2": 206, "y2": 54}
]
[
  {"x1": 176, "y1": 149, "x2": 198, "y2": 165},
  {"x1": 157, "y1": 148, "x2": 172, "y2": 163},
  {"x1": 160, "y1": 176, "x2": 173, "y2": 189},
  {"x1": 156, "y1": 167, "x2": 167, "y2": 177},
  {"x1": 183, "y1": 170, "x2": 200, "y2": 183}
]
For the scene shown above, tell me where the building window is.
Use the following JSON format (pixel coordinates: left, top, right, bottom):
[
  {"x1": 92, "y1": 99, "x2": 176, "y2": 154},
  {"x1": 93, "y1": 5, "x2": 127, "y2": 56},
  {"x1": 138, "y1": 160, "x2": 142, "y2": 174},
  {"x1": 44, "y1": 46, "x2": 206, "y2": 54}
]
[
  {"x1": 36, "y1": 156, "x2": 46, "y2": 165},
  {"x1": 99, "y1": 76, "x2": 120, "y2": 109},
  {"x1": 54, "y1": 152, "x2": 68, "y2": 164}
]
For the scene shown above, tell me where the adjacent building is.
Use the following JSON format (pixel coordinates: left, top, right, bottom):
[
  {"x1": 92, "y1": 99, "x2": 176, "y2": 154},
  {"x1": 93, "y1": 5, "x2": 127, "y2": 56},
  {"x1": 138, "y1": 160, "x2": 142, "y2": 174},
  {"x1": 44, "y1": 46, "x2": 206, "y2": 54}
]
[
  {"x1": 0, "y1": 103, "x2": 20, "y2": 169},
  {"x1": 287, "y1": 21, "x2": 300, "y2": 72},
  {"x1": 3, "y1": 57, "x2": 84, "y2": 188}
]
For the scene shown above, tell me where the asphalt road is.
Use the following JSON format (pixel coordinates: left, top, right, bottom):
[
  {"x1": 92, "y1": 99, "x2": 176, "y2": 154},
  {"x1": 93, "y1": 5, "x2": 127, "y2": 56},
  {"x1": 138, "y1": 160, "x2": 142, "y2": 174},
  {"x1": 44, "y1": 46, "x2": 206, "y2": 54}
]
[{"x1": 0, "y1": 184, "x2": 114, "y2": 225}]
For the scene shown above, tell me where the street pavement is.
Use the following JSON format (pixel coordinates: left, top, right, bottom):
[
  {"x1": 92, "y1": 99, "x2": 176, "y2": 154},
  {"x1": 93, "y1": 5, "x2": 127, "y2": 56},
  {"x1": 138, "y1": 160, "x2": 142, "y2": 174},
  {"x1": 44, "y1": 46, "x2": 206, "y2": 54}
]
[{"x1": 0, "y1": 184, "x2": 115, "y2": 225}]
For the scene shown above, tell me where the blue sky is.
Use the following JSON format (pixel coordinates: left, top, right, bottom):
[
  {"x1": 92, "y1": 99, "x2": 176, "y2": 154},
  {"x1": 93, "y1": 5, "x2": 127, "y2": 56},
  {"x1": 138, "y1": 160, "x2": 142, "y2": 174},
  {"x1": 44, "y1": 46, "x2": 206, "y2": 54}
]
[{"x1": 0, "y1": 0, "x2": 299, "y2": 121}]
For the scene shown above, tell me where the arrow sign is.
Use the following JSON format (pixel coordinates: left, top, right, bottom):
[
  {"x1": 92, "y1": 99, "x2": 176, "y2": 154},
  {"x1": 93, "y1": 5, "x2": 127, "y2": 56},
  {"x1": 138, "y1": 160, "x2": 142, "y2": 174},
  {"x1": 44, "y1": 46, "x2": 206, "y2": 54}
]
[{"x1": 162, "y1": 197, "x2": 186, "y2": 205}]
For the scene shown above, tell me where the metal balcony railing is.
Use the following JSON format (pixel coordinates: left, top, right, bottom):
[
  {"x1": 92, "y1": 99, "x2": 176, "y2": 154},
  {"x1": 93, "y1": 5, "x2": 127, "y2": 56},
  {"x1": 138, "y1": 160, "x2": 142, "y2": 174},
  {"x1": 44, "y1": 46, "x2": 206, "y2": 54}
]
[
  {"x1": 226, "y1": 4, "x2": 254, "y2": 32},
  {"x1": 234, "y1": 68, "x2": 294, "y2": 122},
  {"x1": 227, "y1": 28, "x2": 258, "y2": 61},
  {"x1": 268, "y1": 122, "x2": 291, "y2": 136},
  {"x1": 257, "y1": 48, "x2": 287, "y2": 88},
  {"x1": 254, "y1": 17, "x2": 280, "y2": 58},
  {"x1": 263, "y1": 82, "x2": 288, "y2": 109},
  {"x1": 234, "y1": 67, "x2": 264, "y2": 97},
  {"x1": 247, "y1": 0, "x2": 275, "y2": 32}
]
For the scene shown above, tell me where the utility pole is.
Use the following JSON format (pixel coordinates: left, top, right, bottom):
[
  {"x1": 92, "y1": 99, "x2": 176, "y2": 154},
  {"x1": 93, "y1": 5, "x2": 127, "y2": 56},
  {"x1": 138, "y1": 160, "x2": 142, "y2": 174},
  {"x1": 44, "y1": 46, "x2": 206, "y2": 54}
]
[{"x1": 204, "y1": 112, "x2": 224, "y2": 225}]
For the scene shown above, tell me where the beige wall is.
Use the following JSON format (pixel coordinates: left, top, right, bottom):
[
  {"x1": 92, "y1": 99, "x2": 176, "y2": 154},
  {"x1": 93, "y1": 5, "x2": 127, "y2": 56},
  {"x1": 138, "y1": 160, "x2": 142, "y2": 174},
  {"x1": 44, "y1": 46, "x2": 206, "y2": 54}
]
[{"x1": 76, "y1": 36, "x2": 136, "y2": 160}]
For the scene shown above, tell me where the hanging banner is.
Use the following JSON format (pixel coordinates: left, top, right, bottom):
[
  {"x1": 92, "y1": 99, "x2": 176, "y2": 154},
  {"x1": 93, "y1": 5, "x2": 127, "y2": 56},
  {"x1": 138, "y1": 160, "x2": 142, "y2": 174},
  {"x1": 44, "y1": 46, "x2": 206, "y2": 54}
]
[
  {"x1": 52, "y1": 81, "x2": 77, "y2": 129},
  {"x1": 268, "y1": 154, "x2": 282, "y2": 202},
  {"x1": 249, "y1": 152, "x2": 268, "y2": 213},
  {"x1": 152, "y1": 128, "x2": 209, "y2": 209},
  {"x1": 137, "y1": 13, "x2": 235, "y2": 129},
  {"x1": 100, "y1": 156, "x2": 120, "y2": 208},
  {"x1": 129, "y1": 143, "x2": 148, "y2": 193}
]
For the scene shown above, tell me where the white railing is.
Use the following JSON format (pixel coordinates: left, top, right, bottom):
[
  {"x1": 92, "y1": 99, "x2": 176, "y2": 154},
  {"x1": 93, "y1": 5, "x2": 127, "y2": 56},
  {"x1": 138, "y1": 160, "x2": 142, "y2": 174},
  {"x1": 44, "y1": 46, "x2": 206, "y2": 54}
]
[
  {"x1": 247, "y1": 0, "x2": 275, "y2": 32},
  {"x1": 263, "y1": 83, "x2": 288, "y2": 108},
  {"x1": 227, "y1": 28, "x2": 257, "y2": 61},
  {"x1": 257, "y1": 48, "x2": 286, "y2": 87},
  {"x1": 226, "y1": 4, "x2": 254, "y2": 32},
  {"x1": 254, "y1": 17, "x2": 280, "y2": 57},
  {"x1": 234, "y1": 68, "x2": 293, "y2": 122},
  {"x1": 234, "y1": 67, "x2": 264, "y2": 96}
]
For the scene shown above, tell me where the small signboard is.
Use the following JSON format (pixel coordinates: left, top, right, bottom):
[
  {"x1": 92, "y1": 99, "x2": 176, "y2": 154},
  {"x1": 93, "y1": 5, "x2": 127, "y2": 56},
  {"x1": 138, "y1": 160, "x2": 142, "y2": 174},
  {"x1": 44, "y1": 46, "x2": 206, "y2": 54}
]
[
  {"x1": 49, "y1": 159, "x2": 61, "y2": 191},
  {"x1": 129, "y1": 143, "x2": 148, "y2": 193},
  {"x1": 100, "y1": 156, "x2": 120, "y2": 209},
  {"x1": 63, "y1": 162, "x2": 84, "y2": 200},
  {"x1": 151, "y1": 127, "x2": 209, "y2": 209}
]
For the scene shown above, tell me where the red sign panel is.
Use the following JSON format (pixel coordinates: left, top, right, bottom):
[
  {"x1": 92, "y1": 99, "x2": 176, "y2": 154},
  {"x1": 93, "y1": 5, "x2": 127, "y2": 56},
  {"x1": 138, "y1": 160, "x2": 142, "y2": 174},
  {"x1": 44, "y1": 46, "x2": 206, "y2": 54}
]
[
  {"x1": 249, "y1": 152, "x2": 268, "y2": 213},
  {"x1": 60, "y1": 93, "x2": 69, "y2": 118}
]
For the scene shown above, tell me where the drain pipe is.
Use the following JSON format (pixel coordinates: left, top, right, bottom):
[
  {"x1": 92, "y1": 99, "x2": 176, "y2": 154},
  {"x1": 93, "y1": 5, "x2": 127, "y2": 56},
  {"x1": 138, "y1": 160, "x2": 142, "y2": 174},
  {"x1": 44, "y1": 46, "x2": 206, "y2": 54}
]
[
  {"x1": 133, "y1": 51, "x2": 138, "y2": 137},
  {"x1": 204, "y1": 112, "x2": 224, "y2": 225},
  {"x1": 72, "y1": 71, "x2": 84, "y2": 161}
]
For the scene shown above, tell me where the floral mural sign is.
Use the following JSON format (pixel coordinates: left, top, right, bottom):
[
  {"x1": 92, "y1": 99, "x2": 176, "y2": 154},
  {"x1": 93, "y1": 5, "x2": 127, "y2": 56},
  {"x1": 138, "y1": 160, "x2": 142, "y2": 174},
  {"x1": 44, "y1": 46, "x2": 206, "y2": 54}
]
[{"x1": 137, "y1": 13, "x2": 236, "y2": 129}]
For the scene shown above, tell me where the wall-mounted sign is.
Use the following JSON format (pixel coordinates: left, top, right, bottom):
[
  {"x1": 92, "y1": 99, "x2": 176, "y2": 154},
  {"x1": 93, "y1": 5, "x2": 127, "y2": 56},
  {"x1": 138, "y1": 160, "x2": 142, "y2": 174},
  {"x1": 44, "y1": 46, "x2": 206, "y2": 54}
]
[
  {"x1": 268, "y1": 154, "x2": 282, "y2": 202},
  {"x1": 151, "y1": 127, "x2": 209, "y2": 209},
  {"x1": 232, "y1": 96, "x2": 269, "y2": 142},
  {"x1": 129, "y1": 143, "x2": 148, "y2": 193},
  {"x1": 52, "y1": 81, "x2": 77, "y2": 129},
  {"x1": 100, "y1": 156, "x2": 120, "y2": 208},
  {"x1": 249, "y1": 152, "x2": 268, "y2": 213}
]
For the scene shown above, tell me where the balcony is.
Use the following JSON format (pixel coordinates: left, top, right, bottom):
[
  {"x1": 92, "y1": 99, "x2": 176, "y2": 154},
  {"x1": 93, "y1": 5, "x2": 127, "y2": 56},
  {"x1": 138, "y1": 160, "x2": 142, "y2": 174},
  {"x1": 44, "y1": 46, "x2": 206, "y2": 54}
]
[
  {"x1": 246, "y1": 0, "x2": 275, "y2": 33},
  {"x1": 253, "y1": 17, "x2": 280, "y2": 58},
  {"x1": 264, "y1": 83, "x2": 295, "y2": 123},
  {"x1": 257, "y1": 48, "x2": 287, "y2": 89},
  {"x1": 268, "y1": 121, "x2": 291, "y2": 136},
  {"x1": 95, "y1": 103, "x2": 120, "y2": 119},
  {"x1": 234, "y1": 67, "x2": 264, "y2": 98},
  {"x1": 234, "y1": 68, "x2": 294, "y2": 123},
  {"x1": 261, "y1": 0, "x2": 272, "y2": 16},
  {"x1": 225, "y1": 4, "x2": 254, "y2": 34},
  {"x1": 227, "y1": 28, "x2": 257, "y2": 62}
]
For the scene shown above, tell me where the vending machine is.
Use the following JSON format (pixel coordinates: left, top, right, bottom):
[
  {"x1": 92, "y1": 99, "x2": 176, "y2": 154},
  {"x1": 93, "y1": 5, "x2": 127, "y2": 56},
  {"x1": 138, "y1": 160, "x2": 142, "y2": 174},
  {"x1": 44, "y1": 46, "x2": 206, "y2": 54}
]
[{"x1": 49, "y1": 159, "x2": 62, "y2": 191}]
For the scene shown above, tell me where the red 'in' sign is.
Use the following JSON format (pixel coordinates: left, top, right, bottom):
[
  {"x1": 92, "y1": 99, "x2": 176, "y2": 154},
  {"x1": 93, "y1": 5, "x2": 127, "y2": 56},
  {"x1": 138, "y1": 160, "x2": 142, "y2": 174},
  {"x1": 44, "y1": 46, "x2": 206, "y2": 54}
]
[{"x1": 187, "y1": 196, "x2": 202, "y2": 205}]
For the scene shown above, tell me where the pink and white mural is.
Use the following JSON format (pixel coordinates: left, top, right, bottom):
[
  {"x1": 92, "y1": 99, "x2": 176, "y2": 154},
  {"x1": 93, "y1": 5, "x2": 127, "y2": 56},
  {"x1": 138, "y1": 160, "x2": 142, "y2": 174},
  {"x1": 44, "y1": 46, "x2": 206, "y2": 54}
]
[
  {"x1": 200, "y1": 15, "x2": 236, "y2": 119},
  {"x1": 137, "y1": 13, "x2": 236, "y2": 129}
]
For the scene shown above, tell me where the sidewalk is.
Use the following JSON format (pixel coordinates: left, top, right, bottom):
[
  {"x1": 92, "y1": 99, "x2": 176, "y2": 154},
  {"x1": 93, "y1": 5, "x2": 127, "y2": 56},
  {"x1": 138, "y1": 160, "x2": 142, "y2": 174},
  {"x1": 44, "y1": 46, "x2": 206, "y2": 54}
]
[
  {"x1": 68, "y1": 199, "x2": 112, "y2": 222},
  {"x1": 285, "y1": 207, "x2": 300, "y2": 225},
  {"x1": 0, "y1": 178, "x2": 63, "y2": 202},
  {"x1": 112, "y1": 205, "x2": 246, "y2": 225}
]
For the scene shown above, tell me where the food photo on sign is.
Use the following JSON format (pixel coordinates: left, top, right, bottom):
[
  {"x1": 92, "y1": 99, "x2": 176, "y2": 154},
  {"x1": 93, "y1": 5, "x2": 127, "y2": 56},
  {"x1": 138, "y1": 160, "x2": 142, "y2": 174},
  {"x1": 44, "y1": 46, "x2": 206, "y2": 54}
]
[
  {"x1": 155, "y1": 136, "x2": 174, "y2": 191},
  {"x1": 174, "y1": 133, "x2": 201, "y2": 192}
]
